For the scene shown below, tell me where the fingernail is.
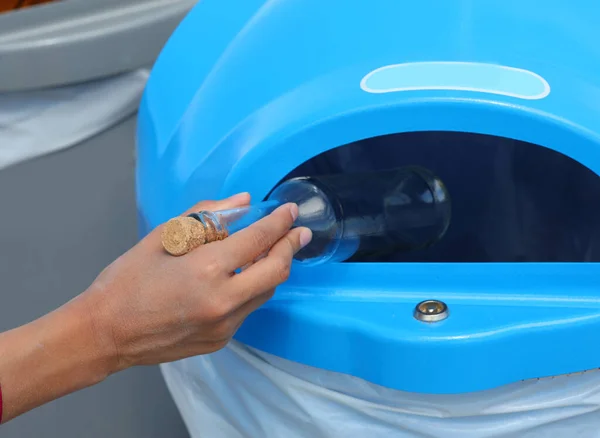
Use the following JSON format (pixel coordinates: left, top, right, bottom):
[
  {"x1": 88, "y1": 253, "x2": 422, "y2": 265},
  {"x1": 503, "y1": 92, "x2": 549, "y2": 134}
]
[
  {"x1": 289, "y1": 203, "x2": 299, "y2": 221},
  {"x1": 299, "y1": 228, "x2": 312, "y2": 248}
]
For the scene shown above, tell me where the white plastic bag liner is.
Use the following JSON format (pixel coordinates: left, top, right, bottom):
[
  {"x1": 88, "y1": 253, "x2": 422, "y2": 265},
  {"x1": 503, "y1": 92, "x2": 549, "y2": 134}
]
[
  {"x1": 162, "y1": 340, "x2": 600, "y2": 438},
  {"x1": 0, "y1": 69, "x2": 148, "y2": 170}
]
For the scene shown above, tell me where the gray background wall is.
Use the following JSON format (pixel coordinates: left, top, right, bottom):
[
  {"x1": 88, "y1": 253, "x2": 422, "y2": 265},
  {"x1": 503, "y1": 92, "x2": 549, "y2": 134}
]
[{"x1": 0, "y1": 117, "x2": 189, "y2": 437}]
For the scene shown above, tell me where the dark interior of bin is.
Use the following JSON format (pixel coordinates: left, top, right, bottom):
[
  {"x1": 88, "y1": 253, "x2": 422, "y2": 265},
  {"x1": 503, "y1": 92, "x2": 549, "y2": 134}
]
[{"x1": 279, "y1": 131, "x2": 600, "y2": 263}]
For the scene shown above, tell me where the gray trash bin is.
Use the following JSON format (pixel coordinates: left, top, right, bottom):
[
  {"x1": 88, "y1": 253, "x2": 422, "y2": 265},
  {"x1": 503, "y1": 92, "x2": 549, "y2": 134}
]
[
  {"x1": 0, "y1": 0, "x2": 197, "y2": 91},
  {"x1": 0, "y1": 0, "x2": 198, "y2": 166},
  {"x1": 0, "y1": 2, "x2": 195, "y2": 437}
]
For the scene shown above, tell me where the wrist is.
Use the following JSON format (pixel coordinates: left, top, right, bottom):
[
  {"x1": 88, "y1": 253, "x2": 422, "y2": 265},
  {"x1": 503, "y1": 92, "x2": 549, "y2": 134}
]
[
  {"x1": 0, "y1": 297, "x2": 115, "y2": 422},
  {"x1": 75, "y1": 290, "x2": 124, "y2": 376}
]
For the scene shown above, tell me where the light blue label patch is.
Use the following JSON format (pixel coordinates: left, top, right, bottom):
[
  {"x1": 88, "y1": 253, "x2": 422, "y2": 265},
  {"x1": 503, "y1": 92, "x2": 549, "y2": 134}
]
[{"x1": 360, "y1": 62, "x2": 550, "y2": 100}]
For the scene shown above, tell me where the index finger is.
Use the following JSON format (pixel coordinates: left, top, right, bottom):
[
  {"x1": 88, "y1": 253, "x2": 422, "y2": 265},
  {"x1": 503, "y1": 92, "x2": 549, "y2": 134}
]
[{"x1": 204, "y1": 203, "x2": 298, "y2": 272}]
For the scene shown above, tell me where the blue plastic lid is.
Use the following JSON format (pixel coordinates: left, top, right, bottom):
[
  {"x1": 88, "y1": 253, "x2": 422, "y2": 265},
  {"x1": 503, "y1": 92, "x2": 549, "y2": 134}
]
[{"x1": 136, "y1": 0, "x2": 600, "y2": 394}]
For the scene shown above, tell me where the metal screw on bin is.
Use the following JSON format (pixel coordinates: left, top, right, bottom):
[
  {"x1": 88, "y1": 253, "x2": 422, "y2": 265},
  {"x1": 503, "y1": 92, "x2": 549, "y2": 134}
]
[{"x1": 414, "y1": 300, "x2": 448, "y2": 323}]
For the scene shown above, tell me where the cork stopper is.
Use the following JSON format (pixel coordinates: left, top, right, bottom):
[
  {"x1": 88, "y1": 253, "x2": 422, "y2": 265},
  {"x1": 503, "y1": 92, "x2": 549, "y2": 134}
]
[
  {"x1": 161, "y1": 217, "x2": 207, "y2": 256},
  {"x1": 204, "y1": 218, "x2": 229, "y2": 242},
  {"x1": 161, "y1": 215, "x2": 230, "y2": 256}
]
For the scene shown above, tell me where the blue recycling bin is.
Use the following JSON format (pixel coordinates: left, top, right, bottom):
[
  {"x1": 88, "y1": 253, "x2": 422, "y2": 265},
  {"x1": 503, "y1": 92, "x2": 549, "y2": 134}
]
[{"x1": 136, "y1": 0, "x2": 600, "y2": 397}]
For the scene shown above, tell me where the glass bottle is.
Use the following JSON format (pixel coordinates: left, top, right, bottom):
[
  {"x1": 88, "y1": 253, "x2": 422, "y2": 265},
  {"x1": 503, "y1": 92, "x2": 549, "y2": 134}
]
[{"x1": 184, "y1": 166, "x2": 451, "y2": 265}]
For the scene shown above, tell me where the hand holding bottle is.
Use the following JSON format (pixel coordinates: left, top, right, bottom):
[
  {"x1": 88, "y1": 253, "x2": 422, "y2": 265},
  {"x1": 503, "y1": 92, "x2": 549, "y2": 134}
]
[
  {"x1": 85, "y1": 193, "x2": 312, "y2": 369},
  {"x1": 0, "y1": 193, "x2": 312, "y2": 422}
]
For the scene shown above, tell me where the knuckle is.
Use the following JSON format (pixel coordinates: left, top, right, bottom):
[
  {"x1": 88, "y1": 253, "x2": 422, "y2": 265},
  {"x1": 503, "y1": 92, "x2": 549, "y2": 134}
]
[
  {"x1": 203, "y1": 299, "x2": 230, "y2": 321},
  {"x1": 283, "y1": 234, "x2": 297, "y2": 253},
  {"x1": 200, "y1": 255, "x2": 223, "y2": 278},
  {"x1": 211, "y1": 320, "x2": 234, "y2": 342},
  {"x1": 198, "y1": 290, "x2": 232, "y2": 320},
  {"x1": 273, "y1": 257, "x2": 292, "y2": 283},
  {"x1": 273, "y1": 209, "x2": 294, "y2": 231},
  {"x1": 263, "y1": 288, "x2": 276, "y2": 301},
  {"x1": 205, "y1": 339, "x2": 228, "y2": 353},
  {"x1": 251, "y1": 226, "x2": 272, "y2": 250}
]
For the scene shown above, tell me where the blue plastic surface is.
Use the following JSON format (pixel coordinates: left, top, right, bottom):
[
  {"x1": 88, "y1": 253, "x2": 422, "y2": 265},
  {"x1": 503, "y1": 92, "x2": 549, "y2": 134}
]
[{"x1": 136, "y1": 0, "x2": 600, "y2": 394}]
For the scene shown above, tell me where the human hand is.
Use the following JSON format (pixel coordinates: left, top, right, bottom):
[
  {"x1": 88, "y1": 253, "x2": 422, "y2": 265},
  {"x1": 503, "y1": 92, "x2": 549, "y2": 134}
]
[{"x1": 82, "y1": 193, "x2": 312, "y2": 374}]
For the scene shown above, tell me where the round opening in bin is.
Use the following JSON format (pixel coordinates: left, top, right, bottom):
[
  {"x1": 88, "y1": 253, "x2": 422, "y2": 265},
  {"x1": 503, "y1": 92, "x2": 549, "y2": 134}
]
[{"x1": 273, "y1": 131, "x2": 600, "y2": 263}]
